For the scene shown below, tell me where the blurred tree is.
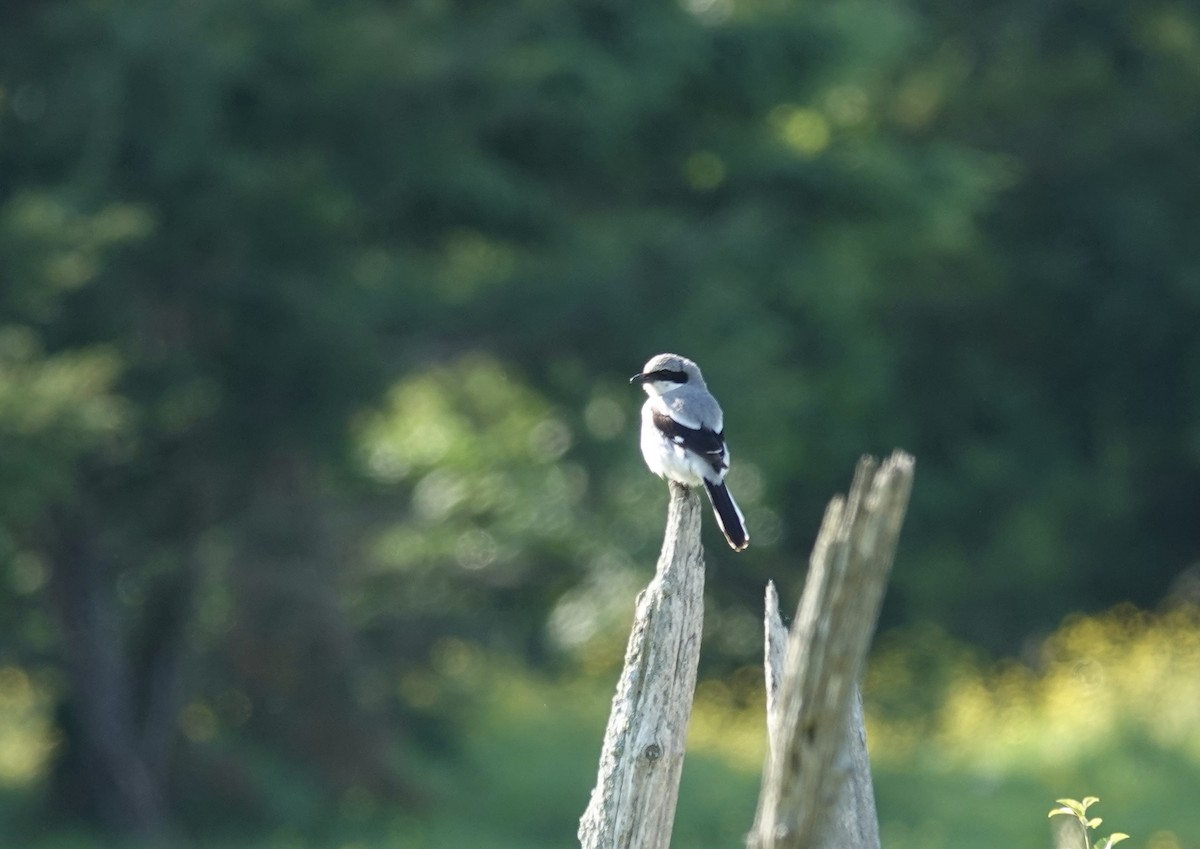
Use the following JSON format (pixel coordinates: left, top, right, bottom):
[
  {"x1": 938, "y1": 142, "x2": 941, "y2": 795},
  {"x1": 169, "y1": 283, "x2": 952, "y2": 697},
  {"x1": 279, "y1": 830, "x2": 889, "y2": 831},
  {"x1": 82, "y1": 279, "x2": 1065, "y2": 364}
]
[
  {"x1": 4, "y1": 0, "x2": 1200, "y2": 839},
  {"x1": 0, "y1": 0, "x2": 404, "y2": 834},
  {"x1": 871, "y1": 0, "x2": 1200, "y2": 643},
  {"x1": 1, "y1": 0, "x2": 999, "y2": 833}
]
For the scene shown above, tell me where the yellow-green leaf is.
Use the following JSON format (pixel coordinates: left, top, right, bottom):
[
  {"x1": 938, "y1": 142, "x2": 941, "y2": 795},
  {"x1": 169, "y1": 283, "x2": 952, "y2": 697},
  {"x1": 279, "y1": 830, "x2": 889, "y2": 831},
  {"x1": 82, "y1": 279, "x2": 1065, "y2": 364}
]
[{"x1": 1053, "y1": 799, "x2": 1085, "y2": 816}]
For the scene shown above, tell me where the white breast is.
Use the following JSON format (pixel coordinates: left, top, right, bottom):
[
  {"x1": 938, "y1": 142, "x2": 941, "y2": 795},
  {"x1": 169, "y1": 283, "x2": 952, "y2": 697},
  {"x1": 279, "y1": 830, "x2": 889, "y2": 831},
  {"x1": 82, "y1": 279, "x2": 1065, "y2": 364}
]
[{"x1": 638, "y1": 401, "x2": 722, "y2": 487}]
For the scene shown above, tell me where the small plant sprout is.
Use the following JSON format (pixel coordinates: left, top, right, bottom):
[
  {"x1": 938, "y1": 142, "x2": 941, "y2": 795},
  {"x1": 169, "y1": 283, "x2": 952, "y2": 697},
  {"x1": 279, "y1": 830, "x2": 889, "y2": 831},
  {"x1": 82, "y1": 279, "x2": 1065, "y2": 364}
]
[{"x1": 1048, "y1": 796, "x2": 1130, "y2": 849}]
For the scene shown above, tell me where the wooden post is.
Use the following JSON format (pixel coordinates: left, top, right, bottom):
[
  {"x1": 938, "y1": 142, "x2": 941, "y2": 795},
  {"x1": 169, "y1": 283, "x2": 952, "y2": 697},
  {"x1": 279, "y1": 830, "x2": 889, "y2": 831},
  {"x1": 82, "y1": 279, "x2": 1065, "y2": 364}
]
[
  {"x1": 580, "y1": 451, "x2": 913, "y2": 849},
  {"x1": 579, "y1": 482, "x2": 706, "y2": 849},
  {"x1": 748, "y1": 451, "x2": 914, "y2": 849}
]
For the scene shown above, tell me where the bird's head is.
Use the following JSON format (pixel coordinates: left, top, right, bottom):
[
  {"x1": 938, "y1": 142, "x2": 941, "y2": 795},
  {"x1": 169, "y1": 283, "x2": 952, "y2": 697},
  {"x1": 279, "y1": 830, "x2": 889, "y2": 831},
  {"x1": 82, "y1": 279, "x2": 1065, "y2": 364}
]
[{"x1": 630, "y1": 353, "x2": 705, "y2": 396}]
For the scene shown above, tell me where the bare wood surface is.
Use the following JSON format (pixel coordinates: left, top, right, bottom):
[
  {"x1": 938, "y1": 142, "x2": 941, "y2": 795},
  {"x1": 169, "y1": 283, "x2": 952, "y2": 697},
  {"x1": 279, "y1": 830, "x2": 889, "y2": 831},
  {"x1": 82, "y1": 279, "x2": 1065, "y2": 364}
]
[
  {"x1": 579, "y1": 482, "x2": 706, "y2": 849},
  {"x1": 749, "y1": 451, "x2": 915, "y2": 849},
  {"x1": 762, "y1": 584, "x2": 880, "y2": 849}
]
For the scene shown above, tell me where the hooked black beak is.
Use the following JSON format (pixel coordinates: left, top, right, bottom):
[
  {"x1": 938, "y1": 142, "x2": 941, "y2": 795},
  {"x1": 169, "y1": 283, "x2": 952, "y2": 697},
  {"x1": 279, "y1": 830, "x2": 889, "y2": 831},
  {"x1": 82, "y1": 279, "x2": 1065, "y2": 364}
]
[{"x1": 630, "y1": 372, "x2": 648, "y2": 385}]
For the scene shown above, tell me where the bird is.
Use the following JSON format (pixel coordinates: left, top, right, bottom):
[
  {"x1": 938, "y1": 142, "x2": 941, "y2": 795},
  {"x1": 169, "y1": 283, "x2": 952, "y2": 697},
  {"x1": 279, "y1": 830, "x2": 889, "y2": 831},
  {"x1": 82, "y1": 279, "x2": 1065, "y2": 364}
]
[{"x1": 630, "y1": 353, "x2": 749, "y2": 551}]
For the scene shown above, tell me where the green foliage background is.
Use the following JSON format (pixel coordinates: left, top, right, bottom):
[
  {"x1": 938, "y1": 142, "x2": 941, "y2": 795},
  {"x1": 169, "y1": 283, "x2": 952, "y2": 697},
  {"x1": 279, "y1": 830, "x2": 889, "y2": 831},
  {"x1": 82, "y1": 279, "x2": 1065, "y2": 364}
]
[{"x1": 1, "y1": 0, "x2": 1199, "y2": 844}]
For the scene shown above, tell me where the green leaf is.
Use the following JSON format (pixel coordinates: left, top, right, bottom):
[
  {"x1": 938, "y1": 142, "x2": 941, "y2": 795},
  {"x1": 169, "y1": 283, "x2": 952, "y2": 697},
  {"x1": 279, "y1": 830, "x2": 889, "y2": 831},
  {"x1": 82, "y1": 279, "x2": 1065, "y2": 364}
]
[
  {"x1": 1054, "y1": 799, "x2": 1086, "y2": 816},
  {"x1": 1048, "y1": 807, "x2": 1076, "y2": 819},
  {"x1": 1081, "y1": 796, "x2": 1101, "y2": 810},
  {"x1": 1107, "y1": 833, "x2": 1130, "y2": 846},
  {"x1": 1087, "y1": 817, "x2": 1103, "y2": 829}
]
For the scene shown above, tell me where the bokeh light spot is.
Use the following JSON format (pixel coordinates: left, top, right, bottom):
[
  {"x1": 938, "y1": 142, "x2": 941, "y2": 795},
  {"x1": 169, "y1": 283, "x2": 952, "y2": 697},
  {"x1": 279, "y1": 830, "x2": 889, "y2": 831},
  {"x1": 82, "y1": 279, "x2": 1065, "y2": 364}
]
[
  {"x1": 528, "y1": 417, "x2": 572, "y2": 461},
  {"x1": 179, "y1": 701, "x2": 217, "y2": 743},
  {"x1": 584, "y1": 395, "x2": 626, "y2": 440},
  {"x1": 770, "y1": 105, "x2": 831, "y2": 157},
  {"x1": 684, "y1": 151, "x2": 726, "y2": 191}
]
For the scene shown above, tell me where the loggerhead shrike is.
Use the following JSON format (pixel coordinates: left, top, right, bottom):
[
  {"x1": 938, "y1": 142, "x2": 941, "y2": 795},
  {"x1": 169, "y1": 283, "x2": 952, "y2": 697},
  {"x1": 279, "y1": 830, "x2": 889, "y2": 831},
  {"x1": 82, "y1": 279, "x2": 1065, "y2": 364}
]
[{"x1": 630, "y1": 353, "x2": 749, "y2": 551}]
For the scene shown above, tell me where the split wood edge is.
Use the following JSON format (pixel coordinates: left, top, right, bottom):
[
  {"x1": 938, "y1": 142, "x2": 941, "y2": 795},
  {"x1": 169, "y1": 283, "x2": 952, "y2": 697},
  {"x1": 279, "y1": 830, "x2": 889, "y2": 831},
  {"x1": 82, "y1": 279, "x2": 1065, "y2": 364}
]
[{"x1": 750, "y1": 451, "x2": 914, "y2": 849}]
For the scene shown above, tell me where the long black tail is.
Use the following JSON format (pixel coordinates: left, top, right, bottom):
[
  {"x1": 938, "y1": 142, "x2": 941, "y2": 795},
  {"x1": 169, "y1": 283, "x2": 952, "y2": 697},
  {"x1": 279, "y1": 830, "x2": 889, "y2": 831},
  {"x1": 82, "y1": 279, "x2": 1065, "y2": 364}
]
[{"x1": 703, "y1": 479, "x2": 749, "y2": 551}]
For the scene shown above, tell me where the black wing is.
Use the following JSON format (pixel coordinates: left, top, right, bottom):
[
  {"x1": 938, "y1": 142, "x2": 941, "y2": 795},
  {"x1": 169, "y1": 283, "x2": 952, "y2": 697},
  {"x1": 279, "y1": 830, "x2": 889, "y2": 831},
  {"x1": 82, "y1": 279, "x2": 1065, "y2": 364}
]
[{"x1": 652, "y1": 410, "x2": 727, "y2": 475}]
